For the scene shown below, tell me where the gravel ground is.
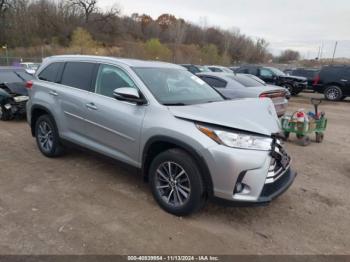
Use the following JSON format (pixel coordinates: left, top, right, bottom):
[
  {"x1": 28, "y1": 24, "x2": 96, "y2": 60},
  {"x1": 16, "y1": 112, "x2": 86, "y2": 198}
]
[{"x1": 0, "y1": 92, "x2": 349, "y2": 255}]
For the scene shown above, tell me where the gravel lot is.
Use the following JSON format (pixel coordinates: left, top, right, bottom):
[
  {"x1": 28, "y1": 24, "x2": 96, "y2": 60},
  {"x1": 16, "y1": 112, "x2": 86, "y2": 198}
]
[{"x1": 0, "y1": 93, "x2": 349, "y2": 255}]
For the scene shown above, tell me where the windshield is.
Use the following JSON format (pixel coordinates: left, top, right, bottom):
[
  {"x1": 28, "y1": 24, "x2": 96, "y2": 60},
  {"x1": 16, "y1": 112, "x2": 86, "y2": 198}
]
[
  {"x1": 267, "y1": 67, "x2": 285, "y2": 76},
  {"x1": 133, "y1": 68, "x2": 224, "y2": 105}
]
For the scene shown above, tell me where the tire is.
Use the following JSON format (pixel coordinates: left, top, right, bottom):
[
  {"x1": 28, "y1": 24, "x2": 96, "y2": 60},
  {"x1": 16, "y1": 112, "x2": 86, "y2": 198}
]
[
  {"x1": 315, "y1": 132, "x2": 324, "y2": 143},
  {"x1": 149, "y1": 148, "x2": 206, "y2": 216},
  {"x1": 0, "y1": 104, "x2": 13, "y2": 121},
  {"x1": 284, "y1": 83, "x2": 300, "y2": 96},
  {"x1": 324, "y1": 86, "x2": 343, "y2": 101},
  {"x1": 35, "y1": 114, "x2": 64, "y2": 157},
  {"x1": 297, "y1": 135, "x2": 311, "y2": 146}
]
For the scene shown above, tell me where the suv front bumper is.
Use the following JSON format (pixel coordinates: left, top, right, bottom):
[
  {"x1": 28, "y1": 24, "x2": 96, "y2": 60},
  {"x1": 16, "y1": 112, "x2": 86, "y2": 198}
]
[{"x1": 202, "y1": 139, "x2": 296, "y2": 205}]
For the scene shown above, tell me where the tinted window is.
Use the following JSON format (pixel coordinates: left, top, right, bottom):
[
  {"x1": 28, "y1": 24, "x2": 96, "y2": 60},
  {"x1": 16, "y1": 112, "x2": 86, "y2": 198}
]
[
  {"x1": 38, "y1": 62, "x2": 64, "y2": 82},
  {"x1": 0, "y1": 71, "x2": 23, "y2": 83},
  {"x1": 209, "y1": 67, "x2": 223, "y2": 72},
  {"x1": 61, "y1": 62, "x2": 95, "y2": 91},
  {"x1": 228, "y1": 74, "x2": 262, "y2": 87},
  {"x1": 200, "y1": 76, "x2": 227, "y2": 88},
  {"x1": 95, "y1": 65, "x2": 136, "y2": 98}
]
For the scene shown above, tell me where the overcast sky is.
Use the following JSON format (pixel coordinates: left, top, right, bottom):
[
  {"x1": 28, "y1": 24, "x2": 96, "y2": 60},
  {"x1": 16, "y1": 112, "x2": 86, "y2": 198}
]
[{"x1": 99, "y1": 0, "x2": 350, "y2": 58}]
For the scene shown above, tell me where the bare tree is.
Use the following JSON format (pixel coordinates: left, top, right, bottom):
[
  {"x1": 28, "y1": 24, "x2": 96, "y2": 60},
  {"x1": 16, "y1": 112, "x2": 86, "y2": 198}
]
[{"x1": 69, "y1": 0, "x2": 98, "y2": 23}]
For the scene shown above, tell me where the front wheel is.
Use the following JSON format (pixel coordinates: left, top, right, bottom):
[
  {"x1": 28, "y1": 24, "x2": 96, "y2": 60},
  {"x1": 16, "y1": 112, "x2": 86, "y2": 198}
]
[
  {"x1": 149, "y1": 149, "x2": 206, "y2": 216},
  {"x1": 324, "y1": 86, "x2": 343, "y2": 101},
  {"x1": 35, "y1": 115, "x2": 64, "y2": 157}
]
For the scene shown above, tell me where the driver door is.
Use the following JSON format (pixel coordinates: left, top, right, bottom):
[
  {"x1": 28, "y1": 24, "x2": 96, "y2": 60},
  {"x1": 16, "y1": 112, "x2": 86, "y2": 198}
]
[{"x1": 85, "y1": 64, "x2": 147, "y2": 166}]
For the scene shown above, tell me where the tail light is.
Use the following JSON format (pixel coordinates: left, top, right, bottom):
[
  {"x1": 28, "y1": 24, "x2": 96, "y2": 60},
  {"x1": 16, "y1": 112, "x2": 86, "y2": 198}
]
[
  {"x1": 25, "y1": 80, "x2": 33, "y2": 89},
  {"x1": 259, "y1": 92, "x2": 285, "y2": 99},
  {"x1": 313, "y1": 74, "x2": 320, "y2": 86}
]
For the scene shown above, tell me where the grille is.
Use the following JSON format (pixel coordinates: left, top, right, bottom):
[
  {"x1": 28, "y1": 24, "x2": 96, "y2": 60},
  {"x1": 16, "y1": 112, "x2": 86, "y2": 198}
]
[{"x1": 266, "y1": 140, "x2": 291, "y2": 184}]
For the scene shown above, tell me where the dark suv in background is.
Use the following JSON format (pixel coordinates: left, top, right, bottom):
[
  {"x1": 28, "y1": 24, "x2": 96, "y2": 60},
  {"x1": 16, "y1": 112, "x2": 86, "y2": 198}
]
[
  {"x1": 236, "y1": 65, "x2": 307, "y2": 95},
  {"x1": 313, "y1": 65, "x2": 350, "y2": 101}
]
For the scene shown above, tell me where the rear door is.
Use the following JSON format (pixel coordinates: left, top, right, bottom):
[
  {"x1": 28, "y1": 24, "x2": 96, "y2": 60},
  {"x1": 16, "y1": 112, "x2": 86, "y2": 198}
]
[
  {"x1": 84, "y1": 64, "x2": 147, "y2": 166},
  {"x1": 56, "y1": 61, "x2": 97, "y2": 141}
]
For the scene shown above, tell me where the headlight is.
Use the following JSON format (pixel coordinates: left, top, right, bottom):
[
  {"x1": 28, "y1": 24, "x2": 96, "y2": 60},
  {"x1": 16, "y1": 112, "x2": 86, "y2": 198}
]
[
  {"x1": 13, "y1": 96, "x2": 29, "y2": 103},
  {"x1": 197, "y1": 124, "x2": 273, "y2": 151}
]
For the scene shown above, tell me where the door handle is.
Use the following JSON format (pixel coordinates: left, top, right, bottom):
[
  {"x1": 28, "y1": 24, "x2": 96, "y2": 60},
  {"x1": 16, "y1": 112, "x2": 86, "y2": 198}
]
[
  {"x1": 49, "y1": 90, "x2": 58, "y2": 96},
  {"x1": 86, "y1": 102, "x2": 98, "y2": 110}
]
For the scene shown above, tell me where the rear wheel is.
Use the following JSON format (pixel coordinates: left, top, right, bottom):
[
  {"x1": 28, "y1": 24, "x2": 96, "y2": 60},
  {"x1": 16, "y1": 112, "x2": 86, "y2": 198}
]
[
  {"x1": 324, "y1": 86, "x2": 343, "y2": 101},
  {"x1": 35, "y1": 115, "x2": 64, "y2": 157},
  {"x1": 0, "y1": 104, "x2": 13, "y2": 121},
  {"x1": 149, "y1": 148, "x2": 206, "y2": 216},
  {"x1": 284, "y1": 83, "x2": 300, "y2": 96}
]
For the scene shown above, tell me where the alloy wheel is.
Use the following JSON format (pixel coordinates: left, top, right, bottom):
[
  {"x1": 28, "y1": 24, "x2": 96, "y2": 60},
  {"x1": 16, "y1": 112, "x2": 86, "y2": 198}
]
[
  {"x1": 326, "y1": 87, "x2": 340, "y2": 100},
  {"x1": 155, "y1": 161, "x2": 191, "y2": 207},
  {"x1": 37, "y1": 121, "x2": 54, "y2": 152}
]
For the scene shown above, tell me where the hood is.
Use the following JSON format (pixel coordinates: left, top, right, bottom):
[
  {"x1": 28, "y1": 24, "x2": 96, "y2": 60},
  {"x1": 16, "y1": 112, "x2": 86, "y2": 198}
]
[
  {"x1": 281, "y1": 75, "x2": 307, "y2": 82},
  {"x1": 0, "y1": 82, "x2": 28, "y2": 96},
  {"x1": 168, "y1": 98, "x2": 281, "y2": 136}
]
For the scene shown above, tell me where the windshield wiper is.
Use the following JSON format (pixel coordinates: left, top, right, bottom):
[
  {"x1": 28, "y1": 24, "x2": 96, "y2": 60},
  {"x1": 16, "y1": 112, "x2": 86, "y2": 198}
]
[{"x1": 163, "y1": 103, "x2": 187, "y2": 106}]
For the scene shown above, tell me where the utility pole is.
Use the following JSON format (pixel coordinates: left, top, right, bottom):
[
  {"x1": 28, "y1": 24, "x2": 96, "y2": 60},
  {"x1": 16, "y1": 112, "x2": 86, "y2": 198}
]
[{"x1": 332, "y1": 41, "x2": 338, "y2": 64}]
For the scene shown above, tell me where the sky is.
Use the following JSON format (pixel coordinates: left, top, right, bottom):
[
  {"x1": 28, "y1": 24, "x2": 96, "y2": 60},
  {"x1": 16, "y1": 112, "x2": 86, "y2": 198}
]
[{"x1": 99, "y1": 0, "x2": 350, "y2": 58}]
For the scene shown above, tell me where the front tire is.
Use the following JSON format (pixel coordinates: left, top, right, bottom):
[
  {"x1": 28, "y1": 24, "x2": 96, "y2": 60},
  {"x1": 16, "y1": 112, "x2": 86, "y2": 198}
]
[
  {"x1": 324, "y1": 86, "x2": 343, "y2": 101},
  {"x1": 35, "y1": 115, "x2": 64, "y2": 157},
  {"x1": 149, "y1": 149, "x2": 206, "y2": 216}
]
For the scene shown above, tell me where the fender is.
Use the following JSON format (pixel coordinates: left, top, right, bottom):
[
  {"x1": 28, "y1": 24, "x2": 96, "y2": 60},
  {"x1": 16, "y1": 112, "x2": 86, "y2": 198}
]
[{"x1": 142, "y1": 135, "x2": 214, "y2": 197}]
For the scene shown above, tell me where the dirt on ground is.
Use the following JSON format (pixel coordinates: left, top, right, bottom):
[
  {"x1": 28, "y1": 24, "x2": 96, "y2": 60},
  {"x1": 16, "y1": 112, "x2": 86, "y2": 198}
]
[{"x1": 0, "y1": 93, "x2": 349, "y2": 255}]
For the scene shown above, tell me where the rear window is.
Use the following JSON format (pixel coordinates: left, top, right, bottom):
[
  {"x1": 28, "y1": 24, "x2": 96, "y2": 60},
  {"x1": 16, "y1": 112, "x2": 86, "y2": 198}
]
[
  {"x1": 38, "y1": 62, "x2": 64, "y2": 82},
  {"x1": 228, "y1": 74, "x2": 262, "y2": 87},
  {"x1": 200, "y1": 76, "x2": 227, "y2": 88},
  {"x1": 60, "y1": 62, "x2": 95, "y2": 91}
]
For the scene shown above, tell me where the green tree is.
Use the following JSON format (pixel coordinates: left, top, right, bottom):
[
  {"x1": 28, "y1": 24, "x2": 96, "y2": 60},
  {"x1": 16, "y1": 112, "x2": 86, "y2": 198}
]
[
  {"x1": 201, "y1": 44, "x2": 220, "y2": 64},
  {"x1": 70, "y1": 27, "x2": 99, "y2": 54},
  {"x1": 144, "y1": 38, "x2": 172, "y2": 61}
]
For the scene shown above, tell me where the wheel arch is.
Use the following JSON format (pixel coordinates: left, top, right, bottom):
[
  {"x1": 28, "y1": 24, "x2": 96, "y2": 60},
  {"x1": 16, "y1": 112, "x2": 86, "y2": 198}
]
[
  {"x1": 30, "y1": 105, "x2": 56, "y2": 137},
  {"x1": 142, "y1": 136, "x2": 214, "y2": 197}
]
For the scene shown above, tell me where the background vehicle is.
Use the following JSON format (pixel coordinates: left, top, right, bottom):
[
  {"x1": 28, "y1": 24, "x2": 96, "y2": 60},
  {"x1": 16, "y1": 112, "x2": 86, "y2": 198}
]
[
  {"x1": 285, "y1": 68, "x2": 319, "y2": 89},
  {"x1": 20, "y1": 62, "x2": 41, "y2": 75},
  {"x1": 236, "y1": 65, "x2": 307, "y2": 95},
  {"x1": 197, "y1": 72, "x2": 289, "y2": 117},
  {"x1": 27, "y1": 55, "x2": 295, "y2": 216},
  {"x1": 0, "y1": 67, "x2": 33, "y2": 120},
  {"x1": 313, "y1": 65, "x2": 350, "y2": 101},
  {"x1": 180, "y1": 64, "x2": 210, "y2": 74},
  {"x1": 207, "y1": 65, "x2": 233, "y2": 73}
]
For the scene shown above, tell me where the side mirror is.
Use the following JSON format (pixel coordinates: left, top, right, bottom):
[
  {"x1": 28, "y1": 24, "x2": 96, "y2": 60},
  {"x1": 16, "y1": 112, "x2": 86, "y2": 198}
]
[{"x1": 113, "y1": 87, "x2": 146, "y2": 105}]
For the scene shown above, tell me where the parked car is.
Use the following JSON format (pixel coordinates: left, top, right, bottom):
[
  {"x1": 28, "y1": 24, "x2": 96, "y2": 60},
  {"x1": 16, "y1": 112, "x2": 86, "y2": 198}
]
[
  {"x1": 313, "y1": 65, "x2": 350, "y2": 101},
  {"x1": 197, "y1": 72, "x2": 289, "y2": 117},
  {"x1": 20, "y1": 62, "x2": 41, "y2": 75},
  {"x1": 180, "y1": 64, "x2": 210, "y2": 74},
  {"x1": 207, "y1": 65, "x2": 233, "y2": 73},
  {"x1": 285, "y1": 68, "x2": 319, "y2": 89},
  {"x1": 236, "y1": 65, "x2": 307, "y2": 95},
  {"x1": 27, "y1": 55, "x2": 296, "y2": 216},
  {"x1": 0, "y1": 67, "x2": 34, "y2": 120}
]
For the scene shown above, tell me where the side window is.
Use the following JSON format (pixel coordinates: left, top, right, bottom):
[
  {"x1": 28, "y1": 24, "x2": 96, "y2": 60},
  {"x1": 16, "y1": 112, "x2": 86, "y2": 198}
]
[
  {"x1": 60, "y1": 62, "x2": 96, "y2": 91},
  {"x1": 95, "y1": 64, "x2": 136, "y2": 98},
  {"x1": 38, "y1": 62, "x2": 64, "y2": 82},
  {"x1": 260, "y1": 68, "x2": 274, "y2": 78},
  {"x1": 209, "y1": 67, "x2": 223, "y2": 72},
  {"x1": 200, "y1": 76, "x2": 227, "y2": 88}
]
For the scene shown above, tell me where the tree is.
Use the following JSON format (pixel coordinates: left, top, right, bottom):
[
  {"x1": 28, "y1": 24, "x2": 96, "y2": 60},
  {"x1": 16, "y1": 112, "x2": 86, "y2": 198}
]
[
  {"x1": 277, "y1": 49, "x2": 300, "y2": 63},
  {"x1": 70, "y1": 27, "x2": 99, "y2": 54},
  {"x1": 144, "y1": 38, "x2": 172, "y2": 61},
  {"x1": 69, "y1": 0, "x2": 98, "y2": 23},
  {"x1": 201, "y1": 44, "x2": 220, "y2": 64}
]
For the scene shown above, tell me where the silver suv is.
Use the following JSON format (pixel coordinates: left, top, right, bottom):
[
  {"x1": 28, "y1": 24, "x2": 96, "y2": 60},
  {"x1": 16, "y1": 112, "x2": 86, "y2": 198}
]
[{"x1": 26, "y1": 55, "x2": 296, "y2": 216}]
